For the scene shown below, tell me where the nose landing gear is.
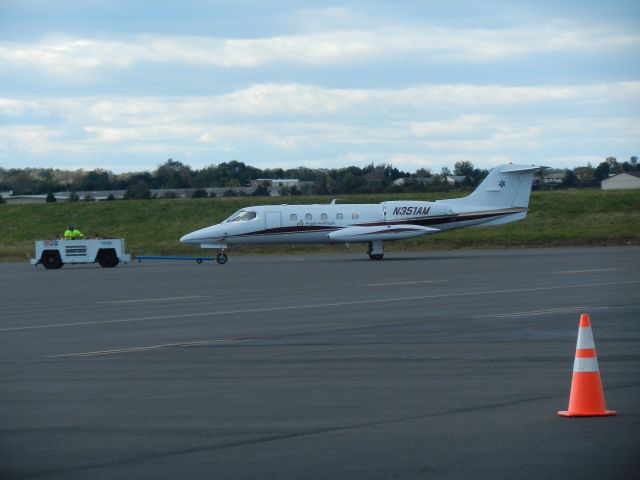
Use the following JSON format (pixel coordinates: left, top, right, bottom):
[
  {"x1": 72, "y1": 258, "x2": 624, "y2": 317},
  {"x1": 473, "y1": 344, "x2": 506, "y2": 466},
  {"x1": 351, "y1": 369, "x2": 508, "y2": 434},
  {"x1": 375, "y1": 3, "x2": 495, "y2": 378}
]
[{"x1": 216, "y1": 251, "x2": 228, "y2": 264}]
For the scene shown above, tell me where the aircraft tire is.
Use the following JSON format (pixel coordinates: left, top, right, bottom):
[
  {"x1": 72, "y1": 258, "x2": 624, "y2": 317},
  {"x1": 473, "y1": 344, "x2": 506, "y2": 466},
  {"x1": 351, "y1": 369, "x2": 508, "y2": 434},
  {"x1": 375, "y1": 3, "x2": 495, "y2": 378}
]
[
  {"x1": 368, "y1": 253, "x2": 384, "y2": 260},
  {"x1": 216, "y1": 253, "x2": 228, "y2": 264}
]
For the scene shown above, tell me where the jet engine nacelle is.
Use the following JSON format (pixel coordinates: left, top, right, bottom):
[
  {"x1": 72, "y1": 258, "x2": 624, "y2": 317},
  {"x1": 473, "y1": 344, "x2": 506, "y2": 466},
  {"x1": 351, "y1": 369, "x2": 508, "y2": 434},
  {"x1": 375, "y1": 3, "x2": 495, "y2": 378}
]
[{"x1": 328, "y1": 224, "x2": 438, "y2": 242}]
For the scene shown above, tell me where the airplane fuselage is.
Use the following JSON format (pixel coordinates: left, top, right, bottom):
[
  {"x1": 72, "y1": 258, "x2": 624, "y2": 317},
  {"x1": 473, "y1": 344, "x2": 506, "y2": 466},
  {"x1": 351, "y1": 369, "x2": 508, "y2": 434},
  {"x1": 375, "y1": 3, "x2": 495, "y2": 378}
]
[
  {"x1": 181, "y1": 200, "x2": 526, "y2": 247},
  {"x1": 180, "y1": 163, "x2": 539, "y2": 262}
]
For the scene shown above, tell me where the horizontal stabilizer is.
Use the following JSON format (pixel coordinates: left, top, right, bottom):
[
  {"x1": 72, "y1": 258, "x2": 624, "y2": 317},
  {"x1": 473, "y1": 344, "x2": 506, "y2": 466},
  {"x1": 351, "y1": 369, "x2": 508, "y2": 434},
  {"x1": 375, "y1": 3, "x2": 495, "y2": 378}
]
[{"x1": 498, "y1": 164, "x2": 540, "y2": 173}]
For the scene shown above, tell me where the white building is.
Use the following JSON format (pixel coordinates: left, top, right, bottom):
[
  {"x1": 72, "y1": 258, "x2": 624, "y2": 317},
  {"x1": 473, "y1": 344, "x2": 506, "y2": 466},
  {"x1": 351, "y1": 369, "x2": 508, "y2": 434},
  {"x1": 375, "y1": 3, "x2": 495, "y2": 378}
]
[
  {"x1": 446, "y1": 175, "x2": 467, "y2": 184},
  {"x1": 251, "y1": 178, "x2": 300, "y2": 188},
  {"x1": 250, "y1": 178, "x2": 315, "y2": 195},
  {"x1": 392, "y1": 177, "x2": 434, "y2": 186},
  {"x1": 3, "y1": 195, "x2": 49, "y2": 204},
  {"x1": 543, "y1": 172, "x2": 565, "y2": 185},
  {"x1": 601, "y1": 172, "x2": 640, "y2": 190}
]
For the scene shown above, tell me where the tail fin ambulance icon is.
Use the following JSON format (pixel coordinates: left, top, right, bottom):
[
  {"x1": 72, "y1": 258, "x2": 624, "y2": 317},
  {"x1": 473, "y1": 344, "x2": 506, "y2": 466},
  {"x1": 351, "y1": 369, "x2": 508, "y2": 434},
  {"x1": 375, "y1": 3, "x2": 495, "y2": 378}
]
[{"x1": 558, "y1": 314, "x2": 617, "y2": 417}]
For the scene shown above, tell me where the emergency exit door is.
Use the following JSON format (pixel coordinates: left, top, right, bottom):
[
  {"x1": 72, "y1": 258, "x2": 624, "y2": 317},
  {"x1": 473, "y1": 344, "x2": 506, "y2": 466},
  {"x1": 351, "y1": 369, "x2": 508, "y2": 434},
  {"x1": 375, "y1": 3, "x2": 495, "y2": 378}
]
[{"x1": 265, "y1": 211, "x2": 282, "y2": 231}]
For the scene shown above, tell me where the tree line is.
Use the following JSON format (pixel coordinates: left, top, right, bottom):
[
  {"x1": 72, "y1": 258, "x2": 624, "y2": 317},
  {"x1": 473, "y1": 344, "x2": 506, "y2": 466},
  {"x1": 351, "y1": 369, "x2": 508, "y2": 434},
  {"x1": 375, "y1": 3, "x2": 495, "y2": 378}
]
[{"x1": 0, "y1": 156, "x2": 637, "y2": 201}]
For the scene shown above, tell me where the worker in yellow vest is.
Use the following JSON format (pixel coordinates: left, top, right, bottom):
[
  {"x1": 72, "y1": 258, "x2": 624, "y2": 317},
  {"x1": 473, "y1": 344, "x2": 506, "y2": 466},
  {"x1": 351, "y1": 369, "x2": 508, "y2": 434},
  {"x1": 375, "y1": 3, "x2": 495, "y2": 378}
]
[
  {"x1": 72, "y1": 227, "x2": 85, "y2": 239},
  {"x1": 63, "y1": 225, "x2": 85, "y2": 240}
]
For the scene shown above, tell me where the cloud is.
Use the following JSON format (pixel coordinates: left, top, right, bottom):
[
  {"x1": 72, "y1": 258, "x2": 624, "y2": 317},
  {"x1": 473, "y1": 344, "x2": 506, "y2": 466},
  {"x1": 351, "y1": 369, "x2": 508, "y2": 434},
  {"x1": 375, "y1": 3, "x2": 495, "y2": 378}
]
[
  {"x1": 0, "y1": 98, "x2": 44, "y2": 116},
  {"x1": 226, "y1": 82, "x2": 640, "y2": 115},
  {"x1": 410, "y1": 115, "x2": 493, "y2": 137},
  {"x1": 1, "y1": 22, "x2": 638, "y2": 77},
  {"x1": 2, "y1": 82, "x2": 638, "y2": 133},
  {"x1": 0, "y1": 125, "x2": 69, "y2": 154},
  {"x1": 4, "y1": 81, "x2": 630, "y2": 126},
  {"x1": 1, "y1": 80, "x2": 637, "y2": 172}
]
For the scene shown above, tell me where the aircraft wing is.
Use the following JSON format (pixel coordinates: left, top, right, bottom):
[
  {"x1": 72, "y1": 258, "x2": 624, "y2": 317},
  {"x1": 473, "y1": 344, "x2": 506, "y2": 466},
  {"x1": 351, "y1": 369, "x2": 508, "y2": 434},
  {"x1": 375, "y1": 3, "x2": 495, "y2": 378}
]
[{"x1": 328, "y1": 224, "x2": 438, "y2": 242}]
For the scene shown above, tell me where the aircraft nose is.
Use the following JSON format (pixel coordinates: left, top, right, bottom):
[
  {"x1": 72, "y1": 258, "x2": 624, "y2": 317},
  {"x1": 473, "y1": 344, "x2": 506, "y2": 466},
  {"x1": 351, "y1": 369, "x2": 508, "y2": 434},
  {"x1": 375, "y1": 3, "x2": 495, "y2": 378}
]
[
  {"x1": 180, "y1": 231, "x2": 201, "y2": 244},
  {"x1": 180, "y1": 224, "x2": 225, "y2": 244}
]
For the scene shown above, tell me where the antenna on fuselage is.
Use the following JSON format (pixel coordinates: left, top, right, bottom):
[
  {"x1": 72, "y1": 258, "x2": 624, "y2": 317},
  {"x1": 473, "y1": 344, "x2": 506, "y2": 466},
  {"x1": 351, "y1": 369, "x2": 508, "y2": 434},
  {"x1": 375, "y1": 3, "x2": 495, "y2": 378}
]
[{"x1": 330, "y1": 199, "x2": 338, "y2": 205}]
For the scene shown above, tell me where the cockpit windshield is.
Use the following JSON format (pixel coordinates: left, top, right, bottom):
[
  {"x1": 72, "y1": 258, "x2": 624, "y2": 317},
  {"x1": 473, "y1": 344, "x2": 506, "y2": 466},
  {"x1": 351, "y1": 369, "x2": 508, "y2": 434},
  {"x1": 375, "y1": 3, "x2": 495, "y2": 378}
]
[{"x1": 227, "y1": 210, "x2": 257, "y2": 222}]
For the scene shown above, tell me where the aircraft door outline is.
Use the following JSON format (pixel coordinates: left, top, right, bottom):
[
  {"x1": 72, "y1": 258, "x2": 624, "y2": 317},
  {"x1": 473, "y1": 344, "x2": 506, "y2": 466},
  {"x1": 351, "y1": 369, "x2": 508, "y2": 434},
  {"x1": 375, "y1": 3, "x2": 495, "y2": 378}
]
[{"x1": 265, "y1": 211, "x2": 282, "y2": 231}]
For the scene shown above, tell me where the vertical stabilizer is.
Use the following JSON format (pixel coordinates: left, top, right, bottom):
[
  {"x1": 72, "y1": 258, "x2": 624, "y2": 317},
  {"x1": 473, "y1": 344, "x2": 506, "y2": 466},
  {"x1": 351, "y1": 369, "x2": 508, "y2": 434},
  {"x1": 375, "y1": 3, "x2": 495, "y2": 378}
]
[{"x1": 438, "y1": 164, "x2": 539, "y2": 210}]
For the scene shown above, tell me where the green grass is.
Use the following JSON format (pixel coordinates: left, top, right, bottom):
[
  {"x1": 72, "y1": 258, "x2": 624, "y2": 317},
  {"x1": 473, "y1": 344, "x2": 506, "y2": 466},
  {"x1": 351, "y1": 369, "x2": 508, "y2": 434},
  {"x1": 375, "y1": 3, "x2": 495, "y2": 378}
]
[{"x1": 2, "y1": 189, "x2": 639, "y2": 262}]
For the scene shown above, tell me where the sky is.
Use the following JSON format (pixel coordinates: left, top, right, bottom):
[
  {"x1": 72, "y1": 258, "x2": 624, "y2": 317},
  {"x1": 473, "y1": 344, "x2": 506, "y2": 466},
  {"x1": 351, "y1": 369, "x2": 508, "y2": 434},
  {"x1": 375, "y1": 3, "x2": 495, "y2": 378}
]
[{"x1": 0, "y1": 0, "x2": 638, "y2": 174}]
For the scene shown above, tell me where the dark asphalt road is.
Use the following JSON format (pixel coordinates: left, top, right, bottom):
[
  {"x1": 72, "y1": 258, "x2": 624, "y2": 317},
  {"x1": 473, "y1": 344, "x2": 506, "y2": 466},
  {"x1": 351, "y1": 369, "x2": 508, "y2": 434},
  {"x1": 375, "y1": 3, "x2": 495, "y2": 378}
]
[{"x1": 1, "y1": 247, "x2": 639, "y2": 479}]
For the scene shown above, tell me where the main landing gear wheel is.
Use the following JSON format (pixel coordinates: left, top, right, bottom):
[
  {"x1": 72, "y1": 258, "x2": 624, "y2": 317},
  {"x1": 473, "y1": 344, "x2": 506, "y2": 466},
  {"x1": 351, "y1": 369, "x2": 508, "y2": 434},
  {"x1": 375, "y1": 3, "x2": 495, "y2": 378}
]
[
  {"x1": 367, "y1": 240, "x2": 384, "y2": 260},
  {"x1": 216, "y1": 252, "x2": 228, "y2": 264}
]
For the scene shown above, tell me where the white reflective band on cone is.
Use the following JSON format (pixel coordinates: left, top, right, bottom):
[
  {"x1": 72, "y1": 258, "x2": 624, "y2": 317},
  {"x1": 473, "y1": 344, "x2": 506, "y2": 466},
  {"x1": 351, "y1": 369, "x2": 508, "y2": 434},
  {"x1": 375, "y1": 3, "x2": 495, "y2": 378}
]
[
  {"x1": 574, "y1": 356, "x2": 599, "y2": 372},
  {"x1": 576, "y1": 327, "x2": 595, "y2": 349}
]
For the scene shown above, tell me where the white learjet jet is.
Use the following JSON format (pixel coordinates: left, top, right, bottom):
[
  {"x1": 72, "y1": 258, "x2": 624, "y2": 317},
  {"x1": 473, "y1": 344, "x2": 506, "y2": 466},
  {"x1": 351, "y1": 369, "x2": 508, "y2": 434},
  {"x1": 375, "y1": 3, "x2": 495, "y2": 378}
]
[{"x1": 180, "y1": 164, "x2": 540, "y2": 263}]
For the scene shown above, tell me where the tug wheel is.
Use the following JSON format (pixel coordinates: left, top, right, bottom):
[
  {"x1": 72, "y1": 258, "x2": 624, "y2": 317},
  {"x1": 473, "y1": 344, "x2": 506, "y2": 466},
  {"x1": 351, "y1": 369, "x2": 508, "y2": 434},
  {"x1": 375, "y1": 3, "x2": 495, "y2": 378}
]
[
  {"x1": 41, "y1": 250, "x2": 63, "y2": 269},
  {"x1": 97, "y1": 249, "x2": 119, "y2": 268}
]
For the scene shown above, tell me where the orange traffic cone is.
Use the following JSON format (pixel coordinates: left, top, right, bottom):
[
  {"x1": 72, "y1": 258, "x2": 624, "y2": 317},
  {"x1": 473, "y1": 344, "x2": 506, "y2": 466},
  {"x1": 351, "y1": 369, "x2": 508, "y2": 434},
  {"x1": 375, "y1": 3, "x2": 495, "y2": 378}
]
[{"x1": 558, "y1": 314, "x2": 616, "y2": 417}]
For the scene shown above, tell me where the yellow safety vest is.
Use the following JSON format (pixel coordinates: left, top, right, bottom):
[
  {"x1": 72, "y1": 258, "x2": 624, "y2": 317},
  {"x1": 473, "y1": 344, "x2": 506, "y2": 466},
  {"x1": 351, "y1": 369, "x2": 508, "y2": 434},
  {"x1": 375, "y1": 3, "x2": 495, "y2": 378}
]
[
  {"x1": 72, "y1": 229, "x2": 84, "y2": 239},
  {"x1": 64, "y1": 229, "x2": 74, "y2": 240}
]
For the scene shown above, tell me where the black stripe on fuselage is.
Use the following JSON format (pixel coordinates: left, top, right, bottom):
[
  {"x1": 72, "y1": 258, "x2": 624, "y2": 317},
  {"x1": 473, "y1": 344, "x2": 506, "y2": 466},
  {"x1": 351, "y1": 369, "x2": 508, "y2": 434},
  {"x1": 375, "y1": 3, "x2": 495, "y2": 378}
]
[
  {"x1": 226, "y1": 208, "x2": 525, "y2": 240},
  {"x1": 235, "y1": 224, "x2": 339, "y2": 237}
]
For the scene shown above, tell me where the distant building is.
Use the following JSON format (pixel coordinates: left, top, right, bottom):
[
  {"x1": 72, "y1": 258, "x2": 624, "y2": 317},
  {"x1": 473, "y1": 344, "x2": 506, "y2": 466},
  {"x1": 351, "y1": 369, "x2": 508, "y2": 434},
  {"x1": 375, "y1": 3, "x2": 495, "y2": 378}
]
[
  {"x1": 251, "y1": 179, "x2": 300, "y2": 188},
  {"x1": 0, "y1": 181, "x2": 327, "y2": 204},
  {"x1": 446, "y1": 175, "x2": 467, "y2": 184},
  {"x1": 3, "y1": 195, "x2": 49, "y2": 205},
  {"x1": 601, "y1": 172, "x2": 640, "y2": 190},
  {"x1": 208, "y1": 187, "x2": 255, "y2": 196},
  {"x1": 54, "y1": 190, "x2": 127, "y2": 201},
  {"x1": 250, "y1": 179, "x2": 314, "y2": 195},
  {"x1": 392, "y1": 177, "x2": 433, "y2": 186},
  {"x1": 542, "y1": 172, "x2": 565, "y2": 185}
]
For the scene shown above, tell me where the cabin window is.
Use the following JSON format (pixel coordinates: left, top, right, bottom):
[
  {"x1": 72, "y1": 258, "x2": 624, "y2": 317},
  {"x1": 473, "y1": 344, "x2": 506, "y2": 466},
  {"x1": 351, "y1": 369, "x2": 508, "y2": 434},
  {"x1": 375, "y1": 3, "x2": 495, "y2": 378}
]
[
  {"x1": 290, "y1": 214, "x2": 297, "y2": 222},
  {"x1": 352, "y1": 212, "x2": 359, "y2": 220},
  {"x1": 228, "y1": 210, "x2": 257, "y2": 222},
  {"x1": 336, "y1": 213, "x2": 343, "y2": 220},
  {"x1": 320, "y1": 213, "x2": 328, "y2": 221},
  {"x1": 305, "y1": 213, "x2": 312, "y2": 221}
]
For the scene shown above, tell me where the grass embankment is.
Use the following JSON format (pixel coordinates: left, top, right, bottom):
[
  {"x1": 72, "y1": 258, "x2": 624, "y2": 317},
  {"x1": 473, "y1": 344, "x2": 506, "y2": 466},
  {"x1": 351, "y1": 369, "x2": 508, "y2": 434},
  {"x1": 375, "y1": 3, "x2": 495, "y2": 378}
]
[{"x1": 2, "y1": 189, "x2": 639, "y2": 262}]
